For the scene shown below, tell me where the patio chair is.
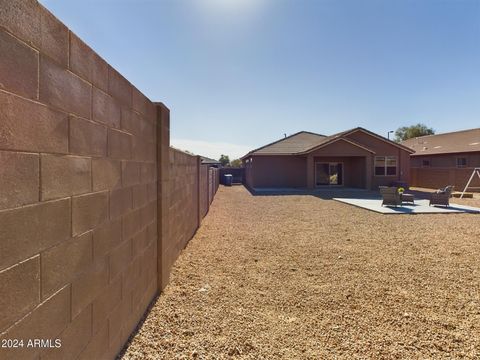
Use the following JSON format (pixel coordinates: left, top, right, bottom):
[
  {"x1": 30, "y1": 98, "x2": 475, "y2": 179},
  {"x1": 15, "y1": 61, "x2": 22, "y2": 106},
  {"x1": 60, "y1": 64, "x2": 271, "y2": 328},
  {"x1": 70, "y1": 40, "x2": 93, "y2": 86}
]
[
  {"x1": 429, "y1": 185, "x2": 454, "y2": 207},
  {"x1": 379, "y1": 186, "x2": 402, "y2": 207}
]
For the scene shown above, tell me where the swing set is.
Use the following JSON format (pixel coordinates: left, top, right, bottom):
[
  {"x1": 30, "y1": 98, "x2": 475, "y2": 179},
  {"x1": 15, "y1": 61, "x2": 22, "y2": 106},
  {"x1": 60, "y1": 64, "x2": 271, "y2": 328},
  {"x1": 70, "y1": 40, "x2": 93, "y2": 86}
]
[{"x1": 460, "y1": 167, "x2": 480, "y2": 198}]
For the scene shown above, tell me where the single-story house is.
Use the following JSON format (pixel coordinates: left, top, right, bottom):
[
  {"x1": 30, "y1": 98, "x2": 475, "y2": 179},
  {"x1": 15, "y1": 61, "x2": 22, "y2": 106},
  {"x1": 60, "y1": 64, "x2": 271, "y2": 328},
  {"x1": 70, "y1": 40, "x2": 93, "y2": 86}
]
[
  {"x1": 200, "y1": 156, "x2": 222, "y2": 168},
  {"x1": 401, "y1": 128, "x2": 480, "y2": 190},
  {"x1": 242, "y1": 127, "x2": 413, "y2": 190}
]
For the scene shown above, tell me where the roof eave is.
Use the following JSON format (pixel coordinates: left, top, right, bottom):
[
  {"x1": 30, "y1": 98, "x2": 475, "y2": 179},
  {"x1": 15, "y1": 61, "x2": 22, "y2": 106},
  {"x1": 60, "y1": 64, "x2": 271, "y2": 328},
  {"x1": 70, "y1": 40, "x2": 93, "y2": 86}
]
[
  {"x1": 410, "y1": 149, "x2": 480, "y2": 156},
  {"x1": 243, "y1": 152, "x2": 304, "y2": 157}
]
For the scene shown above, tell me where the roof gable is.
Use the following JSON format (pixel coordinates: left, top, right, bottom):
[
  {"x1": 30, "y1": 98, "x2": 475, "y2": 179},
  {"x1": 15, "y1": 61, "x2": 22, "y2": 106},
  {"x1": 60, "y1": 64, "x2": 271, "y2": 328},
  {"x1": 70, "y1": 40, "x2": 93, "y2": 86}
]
[
  {"x1": 342, "y1": 128, "x2": 415, "y2": 153},
  {"x1": 302, "y1": 137, "x2": 376, "y2": 155}
]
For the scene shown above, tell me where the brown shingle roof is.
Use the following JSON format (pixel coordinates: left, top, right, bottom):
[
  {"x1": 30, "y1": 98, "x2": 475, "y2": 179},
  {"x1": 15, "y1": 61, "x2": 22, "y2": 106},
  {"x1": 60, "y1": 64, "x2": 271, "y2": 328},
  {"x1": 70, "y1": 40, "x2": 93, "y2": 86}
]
[
  {"x1": 246, "y1": 131, "x2": 327, "y2": 156},
  {"x1": 401, "y1": 128, "x2": 480, "y2": 156},
  {"x1": 243, "y1": 127, "x2": 413, "y2": 159},
  {"x1": 200, "y1": 156, "x2": 221, "y2": 165}
]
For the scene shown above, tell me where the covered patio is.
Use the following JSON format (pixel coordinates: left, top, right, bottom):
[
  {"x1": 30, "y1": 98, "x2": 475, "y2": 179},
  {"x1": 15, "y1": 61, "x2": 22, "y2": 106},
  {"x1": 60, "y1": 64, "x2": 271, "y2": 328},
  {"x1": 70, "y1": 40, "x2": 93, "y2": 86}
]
[
  {"x1": 305, "y1": 137, "x2": 374, "y2": 190},
  {"x1": 310, "y1": 156, "x2": 367, "y2": 188}
]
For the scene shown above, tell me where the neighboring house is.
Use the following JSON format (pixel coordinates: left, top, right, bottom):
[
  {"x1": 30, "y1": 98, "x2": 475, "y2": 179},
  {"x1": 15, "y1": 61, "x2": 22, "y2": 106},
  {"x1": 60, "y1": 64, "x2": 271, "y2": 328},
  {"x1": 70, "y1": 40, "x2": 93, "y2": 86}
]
[
  {"x1": 402, "y1": 128, "x2": 480, "y2": 190},
  {"x1": 242, "y1": 127, "x2": 413, "y2": 190},
  {"x1": 200, "y1": 156, "x2": 222, "y2": 168}
]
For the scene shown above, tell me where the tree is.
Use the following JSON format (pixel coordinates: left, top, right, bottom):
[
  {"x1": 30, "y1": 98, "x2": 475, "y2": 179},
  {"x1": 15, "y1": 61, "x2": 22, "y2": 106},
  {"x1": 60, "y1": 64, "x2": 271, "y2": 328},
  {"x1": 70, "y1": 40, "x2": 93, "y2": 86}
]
[
  {"x1": 394, "y1": 124, "x2": 435, "y2": 142},
  {"x1": 230, "y1": 158, "x2": 242, "y2": 167},
  {"x1": 219, "y1": 154, "x2": 230, "y2": 167}
]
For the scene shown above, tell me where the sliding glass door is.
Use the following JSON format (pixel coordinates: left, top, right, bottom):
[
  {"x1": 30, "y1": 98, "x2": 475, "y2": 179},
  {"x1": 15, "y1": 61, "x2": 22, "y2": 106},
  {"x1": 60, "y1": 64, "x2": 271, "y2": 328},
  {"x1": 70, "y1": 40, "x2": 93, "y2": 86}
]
[{"x1": 315, "y1": 162, "x2": 343, "y2": 186}]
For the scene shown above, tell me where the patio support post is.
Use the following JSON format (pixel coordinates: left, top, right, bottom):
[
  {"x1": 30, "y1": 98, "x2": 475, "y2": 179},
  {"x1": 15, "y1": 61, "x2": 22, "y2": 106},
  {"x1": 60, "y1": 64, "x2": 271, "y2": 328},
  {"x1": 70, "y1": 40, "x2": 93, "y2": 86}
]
[
  {"x1": 307, "y1": 155, "x2": 314, "y2": 189},
  {"x1": 156, "y1": 102, "x2": 171, "y2": 292},
  {"x1": 365, "y1": 155, "x2": 373, "y2": 190}
]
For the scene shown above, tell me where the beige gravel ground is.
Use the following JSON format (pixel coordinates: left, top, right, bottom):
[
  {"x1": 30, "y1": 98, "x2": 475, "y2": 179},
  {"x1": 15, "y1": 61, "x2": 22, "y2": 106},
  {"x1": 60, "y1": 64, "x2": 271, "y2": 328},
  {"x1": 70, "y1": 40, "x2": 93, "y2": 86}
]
[{"x1": 120, "y1": 186, "x2": 480, "y2": 359}]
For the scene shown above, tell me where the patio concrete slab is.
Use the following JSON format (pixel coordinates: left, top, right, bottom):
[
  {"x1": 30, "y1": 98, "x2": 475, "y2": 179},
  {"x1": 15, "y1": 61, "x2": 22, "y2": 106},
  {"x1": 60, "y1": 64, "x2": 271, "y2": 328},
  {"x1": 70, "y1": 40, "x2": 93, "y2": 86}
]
[
  {"x1": 252, "y1": 187, "x2": 372, "y2": 197},
  {"x1": 334, "y1": 198, "x2": 480, "y2": 214}
]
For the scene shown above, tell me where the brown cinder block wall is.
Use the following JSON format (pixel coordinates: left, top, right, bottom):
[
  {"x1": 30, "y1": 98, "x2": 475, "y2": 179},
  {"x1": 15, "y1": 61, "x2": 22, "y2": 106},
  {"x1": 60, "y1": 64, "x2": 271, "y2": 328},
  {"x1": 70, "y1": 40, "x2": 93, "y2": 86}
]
[
  {"x1": 199, "y1": 165, "x2": 209, "y2": 219},
  {"x1": 410, "y1": 153, "x2": 480, "y2": 190},
  {"x1": 163, "y1": 155, "x2": 219, "y2": 282},
  {"x1": 163, "y1": 149, "x2": 200, "y2": 283},
  {"x1": 0, "y1": 1, "x2": 158, "y2": 359},
  {"x1": 209, "y1": 167, "x2": 220, "y2": 204},
  {"x1": 154, "y1": 105, "x2": 219, "y2": 291},
  {"x1": 0, "y1": 1, "x2": 219, "y2": 359}
]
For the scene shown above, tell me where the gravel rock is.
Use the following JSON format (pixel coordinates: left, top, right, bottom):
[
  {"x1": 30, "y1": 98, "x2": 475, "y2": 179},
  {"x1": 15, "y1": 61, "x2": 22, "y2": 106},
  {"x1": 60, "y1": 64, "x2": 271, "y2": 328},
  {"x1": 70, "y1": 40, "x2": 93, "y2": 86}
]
[{"x1": 120, "y1": 187, "x2": 480, "y2": 359}]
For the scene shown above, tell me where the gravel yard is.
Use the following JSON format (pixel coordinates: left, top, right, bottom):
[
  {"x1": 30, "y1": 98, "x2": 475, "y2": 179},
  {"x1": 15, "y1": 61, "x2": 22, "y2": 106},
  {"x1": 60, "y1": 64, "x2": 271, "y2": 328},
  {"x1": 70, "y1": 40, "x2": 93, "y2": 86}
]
[{"x1": 120, "y1": 186, "x2": 480, "y2": 359}]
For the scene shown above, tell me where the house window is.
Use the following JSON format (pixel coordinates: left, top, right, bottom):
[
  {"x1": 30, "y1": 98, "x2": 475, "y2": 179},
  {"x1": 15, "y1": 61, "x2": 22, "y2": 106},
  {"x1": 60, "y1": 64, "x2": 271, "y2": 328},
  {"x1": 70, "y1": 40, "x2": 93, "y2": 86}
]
[
  {"x1": 422, "y1": 159, "x2": 431, "y2": 167},
  {"x1": 374, "y1": 157, "x2": 385, "y2": 175},
  {"x1": 374, "y1": 156, "x2": 397, "y2": 176},
  {"x1": 386, "y1": 157, "x2": 397, "y2": 175},
  {"x1": 456, "y1": 157, "x2": 467, "y2": 168}
]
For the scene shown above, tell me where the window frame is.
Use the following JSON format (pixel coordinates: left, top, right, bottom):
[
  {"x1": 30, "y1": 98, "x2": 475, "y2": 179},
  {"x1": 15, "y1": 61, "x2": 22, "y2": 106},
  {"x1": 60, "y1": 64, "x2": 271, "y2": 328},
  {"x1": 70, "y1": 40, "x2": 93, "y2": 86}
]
[
  {"x1": 421, "y1": 159, "x2": 431, "y2": 167},
  {"x1": 456, "y1": 157, "x2": 467, "y2": 168},
  {"x1": 374, "y1": 156, "x2": 397, "y2": 176}
]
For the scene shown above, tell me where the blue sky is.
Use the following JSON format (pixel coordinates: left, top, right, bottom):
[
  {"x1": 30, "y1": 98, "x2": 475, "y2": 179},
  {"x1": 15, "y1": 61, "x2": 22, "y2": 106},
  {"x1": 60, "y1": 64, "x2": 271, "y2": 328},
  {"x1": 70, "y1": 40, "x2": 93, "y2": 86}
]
[{"x1": 40, "y1": 0, "x2": 480, "y2": 159}]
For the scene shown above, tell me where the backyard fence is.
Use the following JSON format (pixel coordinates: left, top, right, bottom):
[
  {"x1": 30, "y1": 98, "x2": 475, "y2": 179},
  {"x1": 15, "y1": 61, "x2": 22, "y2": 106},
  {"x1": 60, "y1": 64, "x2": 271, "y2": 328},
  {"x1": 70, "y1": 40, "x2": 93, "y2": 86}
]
[
  {"x1": 160, "y1": 148, "x2": 219, "y2": 286},
  {"x1": 0, "y1": 2, "x2": 219, "y2": 359},
  {"x1": 410, "y1": 167, "x2": 480, "y2": 191}
]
